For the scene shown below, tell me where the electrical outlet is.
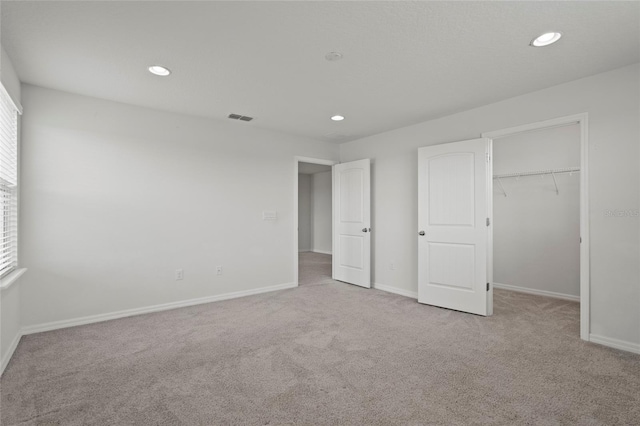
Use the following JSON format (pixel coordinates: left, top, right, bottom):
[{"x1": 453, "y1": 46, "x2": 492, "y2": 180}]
[
  {"x1": 175, "y1": 269, "x2": 184, "y2": 280},
  {"x1": 390, "y1": 261, "x2": 396, "y2": 271},
  {"x1": 216, "y1": 266, "x2": 223, "y2": 275}
]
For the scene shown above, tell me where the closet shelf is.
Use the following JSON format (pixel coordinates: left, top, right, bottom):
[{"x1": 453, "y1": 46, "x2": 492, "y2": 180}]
[
  {"x1": 493, "y1": 167, "x2": 580, "y2": 179},
  {"x1": 493, "y1": 167, "x2": 580, "y2": 197}
]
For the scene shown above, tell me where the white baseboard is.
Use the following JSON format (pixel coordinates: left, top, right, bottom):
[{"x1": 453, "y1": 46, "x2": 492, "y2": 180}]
[
  {"x1": 0, "y1": 331, "x2": 22, "y2": 376},
  {"x1": 493, "y1": 282, "x2": 580, "y2": 302},
  {"x1": 373, "y1": 283, "x2": 418, "y2": 299},
  {"x1": 21, "y1": 282, "x2": 297, "y2": 336},
  {"x1": 589, "y1": 334, "x2": 640, "y2": 354},
  {"x1": 298, "y1": 249, "x2": 311, "y2": 253},
  {"x1": 311, "y1": 250, "x2": 332, "y2": 255}
]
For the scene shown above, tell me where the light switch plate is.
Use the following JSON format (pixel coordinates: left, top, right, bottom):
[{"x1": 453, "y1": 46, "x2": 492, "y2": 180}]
[{"x1": 262, "y1": 211, "x2": 277, "y2": 221}]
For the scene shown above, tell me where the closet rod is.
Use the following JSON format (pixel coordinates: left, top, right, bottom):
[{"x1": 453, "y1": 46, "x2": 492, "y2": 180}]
[{"x1": 493, "y1": 167, "x2": 580, "y2": 180}]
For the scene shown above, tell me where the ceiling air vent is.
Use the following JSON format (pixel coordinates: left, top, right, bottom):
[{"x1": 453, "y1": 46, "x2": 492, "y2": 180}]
[{"x1": 228, "y1": 113, "x2": 254, "y2": 122}]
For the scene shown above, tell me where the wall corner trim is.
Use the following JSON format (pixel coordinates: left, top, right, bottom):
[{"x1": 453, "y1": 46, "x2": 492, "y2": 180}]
[
  {"x1": 373, "y1": 282, "x2": 418, "y2": 299},
  {"x1": 589, "y1": 334, "x2": 640, "y2": 355},
  {"x1": 0, "y1": 332, "x2": 22, "y2": 377},
  {"x1": 20, "y1": 282, "x2": 297, "y2": 336}
]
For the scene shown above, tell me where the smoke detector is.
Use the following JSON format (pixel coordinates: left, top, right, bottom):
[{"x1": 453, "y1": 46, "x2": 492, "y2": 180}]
[{"x1": 325, "y1": 52, "x2": 343, "y2": 61}]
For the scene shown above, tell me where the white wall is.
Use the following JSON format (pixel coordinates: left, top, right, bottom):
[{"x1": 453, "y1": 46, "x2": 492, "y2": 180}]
[
  {"x1": 311, "y1": 171, "x2": 332, "y2": 254},
  {"x1": 0, "y1": 45, "x2": 23, "y2": 374},
  {"x1": 493, "y1": 125, "x2": 580, "y2": 298},
  {"x1": 19, "y1": 85, "x2": 339, "y2": 328},
  {"x1": 340, "y1": 64, "x2": 640, "y2": 347},
  {"x1": 298, "y1": 174, "x2": 312, "y2": 251},
  {"x1": 298, "y1": 170, "x2": 331, "y2": 254},
  {"x1": 8, "y1": 64, "x2": 640, "y2": 352},
  {"x1": 1, "y1": 46, "x2": 21, "y2": 107}
]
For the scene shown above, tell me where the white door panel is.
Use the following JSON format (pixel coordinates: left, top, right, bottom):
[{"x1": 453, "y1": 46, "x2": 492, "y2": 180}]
[
  {"x1": 333, "y1": 159, "x2": 371, "y2": 288},
  {"x1": 428, "y1": 153, "x2": 476, "y2": 226},
  {"x1": 418, "y1": 138, "x2": 491, "y2": 315},
  {"x1": 428, "y1": 242, "x2": 476, "y2": 290}
]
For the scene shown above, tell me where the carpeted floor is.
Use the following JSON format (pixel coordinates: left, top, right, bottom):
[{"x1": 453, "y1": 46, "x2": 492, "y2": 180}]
[
  {"x1": 298, "y1": 251, "x2": 333, "y2": 287},
  {"x1": 1, "y1": 253, "x2": 639, "y2": 425}
]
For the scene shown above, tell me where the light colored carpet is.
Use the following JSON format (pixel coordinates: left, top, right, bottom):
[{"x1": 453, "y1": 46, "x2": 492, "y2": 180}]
[
  {"x1": 298, "y1": 251, "x2": 333, "y2": 286},
  {"x1": 1, "y1": 253, "x2": 639, "y2": 425}
]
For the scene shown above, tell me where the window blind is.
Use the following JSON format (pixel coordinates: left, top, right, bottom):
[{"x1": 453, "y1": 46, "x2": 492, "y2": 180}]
[{"x1": 0, "y1": 84, "x2": 19, "y2": 278}]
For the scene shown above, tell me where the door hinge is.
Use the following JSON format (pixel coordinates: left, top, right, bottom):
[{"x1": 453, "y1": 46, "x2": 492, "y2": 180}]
[
  {"x1": 486, "y1": 217, "x2": 490, "y2": 227},
  {"x1": 487, "y1": 282, "x2": 490, "y2": 291},
  {"x1": 486, "y1": 153, "x2": 490, "y2": 162}
]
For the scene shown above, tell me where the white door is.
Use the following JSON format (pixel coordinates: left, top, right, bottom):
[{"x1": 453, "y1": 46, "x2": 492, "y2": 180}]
[
  {"x1": 418, "y1": 138, "x2": 492, "y2": 315},
  {"x1": 333, "y1": 159, "x2": 371, "y2": 288}
]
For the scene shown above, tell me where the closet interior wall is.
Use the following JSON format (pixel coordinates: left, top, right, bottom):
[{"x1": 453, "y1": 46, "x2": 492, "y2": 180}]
[
  {"x1": 298, "y1": 168, "x2": 332, "y2": 255},
  {"x1": 493, "y1": 124, "x2": 581, "y2": 299},
  {"x1": 298, "y1": 174, "x2": 312, "y2": 252}
]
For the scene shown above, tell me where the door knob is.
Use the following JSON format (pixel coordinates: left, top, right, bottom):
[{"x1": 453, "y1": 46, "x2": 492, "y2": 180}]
[
  {"x1": 418, "y1": 231, "x2": 425, "y2": 236},
  {"x1": 362, "y1": 228, "x2": 369, "y2": 233}
]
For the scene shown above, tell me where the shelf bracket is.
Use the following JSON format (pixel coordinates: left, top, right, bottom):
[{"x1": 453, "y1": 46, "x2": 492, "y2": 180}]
[{"x1": 496, "y1": 178, "x2": 507, "y2": 197}]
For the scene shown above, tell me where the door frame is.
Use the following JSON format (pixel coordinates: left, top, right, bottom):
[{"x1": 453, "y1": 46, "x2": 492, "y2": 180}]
[
  {"x1": 482, "y1": 113, "x2": 590, "y2": 341},
  {"x1": 293, "y1": 156, "x2": 338, "y2": 287}
]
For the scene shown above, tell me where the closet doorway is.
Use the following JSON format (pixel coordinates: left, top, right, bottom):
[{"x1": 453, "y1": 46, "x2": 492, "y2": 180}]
[
  {"x1": 294, "y1": 157, "x2": 336, "y2": 286},
  {"x1": 483, "y1": 114, "x2": 590, "y2": 340}
]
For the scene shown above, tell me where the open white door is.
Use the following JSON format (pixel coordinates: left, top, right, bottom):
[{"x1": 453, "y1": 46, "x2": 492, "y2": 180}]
[
  {"x1": 333, "y1": 159, "x2": 371, "y2": 288},
  {"x1": 418, "y1": 138, "x2": 492, "y2": 316}
]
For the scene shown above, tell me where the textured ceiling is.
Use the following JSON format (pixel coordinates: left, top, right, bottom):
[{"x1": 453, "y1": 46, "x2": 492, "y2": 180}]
[{"x1": 2, "y1": 1, "x2": 639, "y2": 143}]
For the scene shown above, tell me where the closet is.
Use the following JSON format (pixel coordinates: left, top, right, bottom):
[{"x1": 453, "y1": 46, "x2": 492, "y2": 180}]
[{"x1": 493, "y1": 124, "x2": 581, "y2": 301}]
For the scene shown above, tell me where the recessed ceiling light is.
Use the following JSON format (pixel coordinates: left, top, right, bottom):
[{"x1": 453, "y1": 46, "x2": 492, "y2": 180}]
[
  {"x1": 530, "y1": 32, "x2": 562, "y2": 47},
  {"x1": 148, "y1": 65, "x2": 171, "y2": 76},
  {"x1": 331, "y1": 115, "x2": 345, "y2": 121}
]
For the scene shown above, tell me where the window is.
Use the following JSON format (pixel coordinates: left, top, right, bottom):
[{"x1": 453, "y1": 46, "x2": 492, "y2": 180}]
[{"x1": 0, "y1": 83, "x2": 20, "y2": 278}]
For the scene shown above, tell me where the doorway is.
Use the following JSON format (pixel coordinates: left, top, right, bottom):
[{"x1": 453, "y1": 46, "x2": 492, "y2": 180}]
[
  {"x1": 483, "y1": 114, "x2": 590, "y2": 340},
  {"x1": 294, "y1": 156, "x2": 373, "y2": 288},
  {"x1": 294, "y1": 157, "x2": 336, "y2": 287},
  {"x1": 416, "y1": 114, "x2": 589, "y2": 340}
]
